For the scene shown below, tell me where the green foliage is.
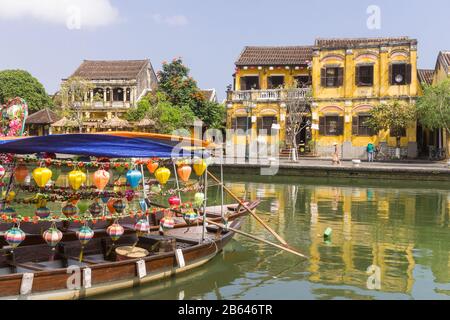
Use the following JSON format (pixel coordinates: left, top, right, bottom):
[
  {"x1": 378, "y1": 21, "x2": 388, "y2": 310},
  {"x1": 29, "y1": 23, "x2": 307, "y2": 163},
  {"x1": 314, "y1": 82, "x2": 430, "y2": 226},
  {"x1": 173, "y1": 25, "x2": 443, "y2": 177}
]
[
  {"x1": 0, "y1": 69, "x2": 53, "y2": 112},
  {"x1": 146, "y1": 92, "x2": 195, "y2": 134},
  {"x1": 417, "y1": 78, "x2": 450, "y2": 134},
  {"x1": 125, "y1": 97, "x2": 151, "y2": 121},
  {"x1": 366, "y1": 100, "x2": 416, "y2": 145},
  {"x1": 157, "y1": 58, "x2": 225, "y2": 129}
]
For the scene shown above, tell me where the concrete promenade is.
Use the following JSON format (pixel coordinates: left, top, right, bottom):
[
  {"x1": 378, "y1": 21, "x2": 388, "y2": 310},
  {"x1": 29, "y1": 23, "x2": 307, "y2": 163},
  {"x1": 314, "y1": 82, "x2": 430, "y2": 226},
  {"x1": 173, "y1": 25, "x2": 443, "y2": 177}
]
[{"x1": 209, "y1": 158, "x2": 450, "y2": 182}]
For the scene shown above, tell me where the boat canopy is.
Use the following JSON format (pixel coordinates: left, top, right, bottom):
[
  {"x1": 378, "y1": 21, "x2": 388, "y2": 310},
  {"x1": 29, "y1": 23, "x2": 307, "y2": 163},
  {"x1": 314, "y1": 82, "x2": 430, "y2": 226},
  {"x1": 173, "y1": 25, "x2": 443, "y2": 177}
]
[{"x1": 0, "y1": 132, "x2": 211, "y2": 158}]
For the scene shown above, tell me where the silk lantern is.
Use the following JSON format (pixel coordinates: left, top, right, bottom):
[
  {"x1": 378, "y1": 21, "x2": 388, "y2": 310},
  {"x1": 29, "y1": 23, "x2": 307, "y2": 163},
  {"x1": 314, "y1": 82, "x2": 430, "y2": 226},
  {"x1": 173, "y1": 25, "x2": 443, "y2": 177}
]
[
  {"x1": 68, "y1": 170, "x2": 86, "y2": 191},
  {"x1": 77, "y1": 225, "x2": 94, "y2": 245},
  {"x1": 93, "y1": 169, "x2": 110, "y2": 191},
  {"x1": 168, "y1": 195, "x2": 181, "y2": 207},
  {"x1": 107, "y1": 223, "x2": 124, "y2": 242},
  {"x1": 154, "y1": 167, "x2": 171, "y2": 185},
  {"x1": 177, "y1": 165, "x2": 192, "y2": 182},
  {"x1": 193, "y1": 159, "x2": 207, "y2": 176},
  {"x1": 135, "y1": 219, "x2": 150, "y2": 233},
  {"x1": 107, "y1": 198, "x2": 116, "y2": 214},
  {"x1": 160, "y1": 216, "x2": 175, "y2": 231},
  {"x1": 62, "y1": 203, "x2": 77, "y2": 218},
  {"x1": 14, "y1": 165, "x2": 28, "y2": 183},
  {"x1": 43, "y1": 227, "x2": 63, "y2": 247},
  {"x1": 77, "y1": 199, "x2": 89, "y2": 215},
  {"x1": 194, "y1": 192, "x2": 205, "y2": 207},
  {"x1": 113, "y1": 199, "x2": 126, "y2": 214},
  {"x1": 0, "y1": 165, "x2": 5, "y2": 179},
  {"x1": 183, "y1": 210, "x2": 199, "y2": 225},
  {"x1": 2, "y1": 191, "x2": 15, "y2": 202},
  {"x1": 35, "y1": 207, "x2": 51, "y2": 219},
  {"x1": 126, "y1": 169, "x2": 142, "y2": 189},
  {"x1": 89, "y1": 202, "x2": 102, "y2": 216},
  {"x1": 5, "y1": 227, "x2": 26, "y2": 249},
  {"x1": 151, "y1": 184, "x2": 161, "y2": 194},
  {"x1": 139, "y1": 199, "x2": 148, "y2": 212},
  {"x1": 146, "y1": 160, "x2": 159, "y2": 174},
  {"x1": 32, "y1": 167, "x2": 53, "y2": 188}
]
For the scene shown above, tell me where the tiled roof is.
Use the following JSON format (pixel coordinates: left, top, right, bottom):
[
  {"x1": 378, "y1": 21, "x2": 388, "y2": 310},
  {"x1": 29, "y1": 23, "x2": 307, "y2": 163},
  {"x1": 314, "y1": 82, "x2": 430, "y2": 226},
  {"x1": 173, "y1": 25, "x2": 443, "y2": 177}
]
[
  {"x1": 235, "y1": 46, "x2": 313, "y2": 66},
  {"x1": 417, "y1": 69, "x2": 434, "y2": 85},
  {"x1": 200, "y1": 89, "x2": 216, "y2": 102},
  {"x1": 70, "y1": 60, "x2": 149, "y2": 80},
  {"x1": 315, "y1": 37, "x2": 415, "y2": 48},
  {"x1": 437, "y1": 51, "x2": 450, "y2": 73},
  {"x1": 25, "y1": 108, "x2": 61, "y2": 125}
]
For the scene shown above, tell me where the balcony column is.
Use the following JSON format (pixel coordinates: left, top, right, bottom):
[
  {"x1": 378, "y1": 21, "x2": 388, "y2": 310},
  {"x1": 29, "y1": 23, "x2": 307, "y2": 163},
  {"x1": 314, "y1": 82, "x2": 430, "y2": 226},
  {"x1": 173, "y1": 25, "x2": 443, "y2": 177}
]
[
  {"x1": 123, "y1": 87, "x2": 127, "y2": 102},
  {"x1": 103, "y1": 88, "x2": 107, "y2": 103},
  {"x1": 90, "y1": 89, "x2": 93, "y2": 103}
]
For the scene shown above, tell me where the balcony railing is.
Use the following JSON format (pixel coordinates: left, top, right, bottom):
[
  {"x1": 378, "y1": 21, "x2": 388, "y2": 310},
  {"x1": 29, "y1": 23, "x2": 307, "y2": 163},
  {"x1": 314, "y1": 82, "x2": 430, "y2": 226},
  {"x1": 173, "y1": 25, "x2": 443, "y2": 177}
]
[
  {"x1": 75, "y1": 101, "x2": 132, "y2": 110},
  {"x1": 227, "y1": 88, "x2": 310, "y2": 102}
]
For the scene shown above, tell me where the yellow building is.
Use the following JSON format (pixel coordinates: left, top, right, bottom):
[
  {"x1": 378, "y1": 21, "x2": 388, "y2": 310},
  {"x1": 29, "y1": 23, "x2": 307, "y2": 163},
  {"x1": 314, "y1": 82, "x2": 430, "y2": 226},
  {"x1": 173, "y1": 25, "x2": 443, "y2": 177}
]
[
  {"x1": 417, "y1": 51, "x2": 450, "y2": 158},
  {"x1": 226, "y1": 37, "x2": 420, "y2": 159},
  {"x1": 225, "y1": 46, "x2": 313, "y2": 158}
]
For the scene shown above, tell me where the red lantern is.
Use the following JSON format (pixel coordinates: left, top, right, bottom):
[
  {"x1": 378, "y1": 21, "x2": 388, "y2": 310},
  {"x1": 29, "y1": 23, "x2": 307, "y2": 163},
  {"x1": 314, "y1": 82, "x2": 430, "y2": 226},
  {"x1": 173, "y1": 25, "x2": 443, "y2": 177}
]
[
  {"x1": 168, "y1": 195, "x2": 181, "y2": 207},
  {"x1": 177, "y1": 165, "x2": 192, "y2": 183}
]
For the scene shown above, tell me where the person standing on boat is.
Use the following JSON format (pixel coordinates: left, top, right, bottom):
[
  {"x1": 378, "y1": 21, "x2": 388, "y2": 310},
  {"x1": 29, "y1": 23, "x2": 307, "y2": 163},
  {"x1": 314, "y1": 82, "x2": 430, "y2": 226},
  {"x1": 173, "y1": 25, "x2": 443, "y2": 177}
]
[{"x1": 367, "y1": 142, "x2": 375, "y2": 162}]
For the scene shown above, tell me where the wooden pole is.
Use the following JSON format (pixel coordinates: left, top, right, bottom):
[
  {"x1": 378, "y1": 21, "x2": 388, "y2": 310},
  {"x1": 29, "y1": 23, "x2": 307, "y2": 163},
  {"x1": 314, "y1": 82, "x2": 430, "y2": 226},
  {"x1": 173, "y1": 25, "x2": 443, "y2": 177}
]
[
  {"x1": 205, "y1": 219, "x2": 307, "y2": 259},
  {"x1": 207, "y1": 171, "x2": 289, "y2": 247}
]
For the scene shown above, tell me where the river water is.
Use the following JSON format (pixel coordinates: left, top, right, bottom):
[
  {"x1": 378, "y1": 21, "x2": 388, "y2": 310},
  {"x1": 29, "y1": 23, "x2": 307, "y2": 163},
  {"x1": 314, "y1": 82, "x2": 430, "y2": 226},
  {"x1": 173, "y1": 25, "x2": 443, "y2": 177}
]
[{"x1": 92, "y1": 174, "x2": 450, "y2": 300}]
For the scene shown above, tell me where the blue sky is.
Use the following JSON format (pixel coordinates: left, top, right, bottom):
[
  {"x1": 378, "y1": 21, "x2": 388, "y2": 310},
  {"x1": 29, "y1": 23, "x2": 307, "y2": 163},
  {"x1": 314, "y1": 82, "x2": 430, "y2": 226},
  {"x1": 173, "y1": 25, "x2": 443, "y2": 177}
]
[{"x1": 0, "y1": 0, "x2": 449, "y2": 100}]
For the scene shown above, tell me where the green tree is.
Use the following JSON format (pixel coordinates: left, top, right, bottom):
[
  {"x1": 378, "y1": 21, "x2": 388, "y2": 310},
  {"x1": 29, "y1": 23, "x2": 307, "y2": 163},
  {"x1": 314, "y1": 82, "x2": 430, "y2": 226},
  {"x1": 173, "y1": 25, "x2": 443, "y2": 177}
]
[
  {"x1": 125, "y1": 97, "x2": 151, "y2": 121},
  {"x1": 0, "y1": 69, "x2": 53, "y2": 112},
  {"x1": 60, "y1": 76, "x2": 94, "y2": 133},
  {"x1": 366, "y1": 100, "x2": 416, "y2": 148},
  {"x1": 147, "y1": 92, "x2": 195, "y2": 134},
  {"x1": 157, "y1": 58, "x2": 225, "y2": 128},
  {"x1": 417, "y1": 78, "x2": 450, "y2": 137}
]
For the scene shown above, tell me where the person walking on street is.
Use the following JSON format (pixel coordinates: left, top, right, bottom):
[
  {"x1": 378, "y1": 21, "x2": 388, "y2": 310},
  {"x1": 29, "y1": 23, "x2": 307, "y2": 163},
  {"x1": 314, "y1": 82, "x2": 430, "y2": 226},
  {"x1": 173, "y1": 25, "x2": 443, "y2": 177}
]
[
  {"x1": 367, "y1": 142, "x2": 375, "y2": 162},
  {"x1": 332, "y1": 142, "x2": 341, "y2": 165}
]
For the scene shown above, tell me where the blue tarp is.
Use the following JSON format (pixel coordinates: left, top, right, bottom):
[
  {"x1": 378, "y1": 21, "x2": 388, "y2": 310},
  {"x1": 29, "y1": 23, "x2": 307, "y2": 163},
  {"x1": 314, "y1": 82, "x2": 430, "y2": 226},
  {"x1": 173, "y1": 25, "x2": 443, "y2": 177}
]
[{"x1": 0, "y1": 134, "x2": 201, "y2": 158}]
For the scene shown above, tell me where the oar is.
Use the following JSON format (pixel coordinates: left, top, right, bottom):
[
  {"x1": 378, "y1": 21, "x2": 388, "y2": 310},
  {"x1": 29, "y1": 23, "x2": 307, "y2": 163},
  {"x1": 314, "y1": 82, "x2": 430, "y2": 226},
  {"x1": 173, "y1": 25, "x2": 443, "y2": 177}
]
[
  {"x1": 205, "y1": 218, "x2": 307, "y2": 259},
  {"x1": 207, "y1": 171, "x2": 289, "y2": 247}
]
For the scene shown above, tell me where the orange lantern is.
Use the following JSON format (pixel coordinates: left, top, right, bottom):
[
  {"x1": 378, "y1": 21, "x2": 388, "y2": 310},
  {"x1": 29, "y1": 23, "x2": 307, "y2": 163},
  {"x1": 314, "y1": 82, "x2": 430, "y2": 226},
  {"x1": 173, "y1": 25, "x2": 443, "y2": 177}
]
[
  {"x1": 93, "y1": 169, "x2": 110, "y2": 191},
  {"x1": 177, "y1": 165, "x2": 192, "y2": 183},
  {"x1": 107, "y1": 198, "x2": 116, "y2": 214},
  {"x1": 146, "y1": 160, "x2": 159, "y2": 174},
  {"x1": 14, "y1": 165, "x2": 29, "y2": 183}
]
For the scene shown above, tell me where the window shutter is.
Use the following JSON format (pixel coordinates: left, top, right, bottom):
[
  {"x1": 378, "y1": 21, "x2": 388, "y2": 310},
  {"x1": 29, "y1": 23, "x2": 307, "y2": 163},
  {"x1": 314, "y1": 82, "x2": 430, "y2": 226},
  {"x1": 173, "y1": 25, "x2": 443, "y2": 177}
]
[
  {"x1": 355, "y1": 66, "x2": 360, "y2": 86},
  {"x1": 389, "y1": 64, "x2": 393, "y2": 85},
  {"x1": 337, "y1": 68, "x2": 344, "y2": 86},
  {"x1": 337, "y1": 116, "x2": 344, "y2": 135},
  {"x1": 240, "y1": 77, "x2": 246, "y2": 90},
  {"x1": 352, "y1": 116, "x2": 358, "y2": 135},
  {"x1": 319, "y1": 117, "x2": 325, "y2": 135},
  {"x1": 405, "y1": 64, "x2": 412, "y2": 84},
  {"x1": 321, "y1": 68, "x2": 326, "y2": 87}
]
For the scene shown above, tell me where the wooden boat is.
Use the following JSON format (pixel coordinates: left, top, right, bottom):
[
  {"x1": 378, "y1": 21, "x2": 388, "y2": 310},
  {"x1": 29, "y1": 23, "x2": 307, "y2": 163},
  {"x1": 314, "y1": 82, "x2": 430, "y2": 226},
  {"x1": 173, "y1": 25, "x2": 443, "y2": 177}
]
[{"x1": 0, "y1": 216, "x2": 247, "y2": 300}]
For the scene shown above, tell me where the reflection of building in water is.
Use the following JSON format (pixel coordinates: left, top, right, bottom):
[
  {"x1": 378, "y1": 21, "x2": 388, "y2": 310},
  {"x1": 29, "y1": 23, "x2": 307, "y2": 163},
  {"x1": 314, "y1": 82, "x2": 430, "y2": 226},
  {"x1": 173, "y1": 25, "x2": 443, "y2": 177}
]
[{"x1": 307, "y1": 185, "x2": 418, "y2": 294}]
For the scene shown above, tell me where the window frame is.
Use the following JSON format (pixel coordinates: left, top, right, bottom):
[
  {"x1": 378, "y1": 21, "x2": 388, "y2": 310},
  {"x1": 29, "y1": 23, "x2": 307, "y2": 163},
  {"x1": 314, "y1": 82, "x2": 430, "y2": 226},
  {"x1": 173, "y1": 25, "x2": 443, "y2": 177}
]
[
  {"x1": 356, "y1": 65, "x2": 374, "y2": 87},
  {"x1": 231, "y1": 116, "x2": 251, "y2": 135},
  {"x1": 257, "y1": 116, "x2": 278, "y2": 135},
  {"x1": 240, "y1": 76, "x2": 260, "y2": 90},
  {"x1": 321, "y1": 67, "x2": 344, "y2": 88},
  {"x1": 267, "y1": 76, "x2": 285, "y2": 89},
  {"x1": 352, "y1": 114, "x2": 375, "y2": 136},
  {"x1": 390, "y1": 63, "x2": 412, "y2": 86},
  {"x1": 319, "y1": 115, "x2": 344, "y2": 136}
]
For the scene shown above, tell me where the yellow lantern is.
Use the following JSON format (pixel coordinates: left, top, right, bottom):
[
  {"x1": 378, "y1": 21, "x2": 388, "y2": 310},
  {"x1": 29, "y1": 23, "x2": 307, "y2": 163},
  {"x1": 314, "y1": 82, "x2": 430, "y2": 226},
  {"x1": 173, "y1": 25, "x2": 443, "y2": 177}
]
[
  {"x1": 154, "y1": 167, "x2": 171, "y2": 185},
  {"x1": 68, "y1": 170, "x2": 86, "y2": 191},
  {"x1": 32, "y1": 167, "x2": 53, "y2": 188},
  {"x1": 2, "y1": 190, "x2": 15, "y2": 202},
  {"x1": 193, "y1": 159, "x2": 207, "y2": 176}
]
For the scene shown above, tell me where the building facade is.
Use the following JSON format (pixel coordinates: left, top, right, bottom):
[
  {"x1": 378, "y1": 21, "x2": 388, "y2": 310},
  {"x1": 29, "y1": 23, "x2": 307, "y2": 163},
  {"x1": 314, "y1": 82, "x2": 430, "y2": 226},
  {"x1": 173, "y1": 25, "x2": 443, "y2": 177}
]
[
  {"x1": 226, "y1": 37, "x2": 420, "y2": 159},
  {"x1": 417, "y1": 51, "x2": 450, "y2": 158},
  {"x1": 225, "y1": 46, "x2": 312, "y2": 157},
  {"x1": 62, "y1": 59, "x2": 158, "y2": 131}
]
